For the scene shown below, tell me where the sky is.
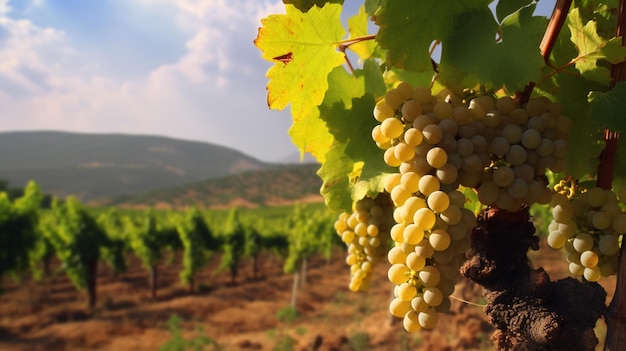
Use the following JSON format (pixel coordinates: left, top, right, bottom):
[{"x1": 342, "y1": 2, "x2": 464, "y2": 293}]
[{"x1": 0, "y1": 0, "x2": 554, "y2": 163}]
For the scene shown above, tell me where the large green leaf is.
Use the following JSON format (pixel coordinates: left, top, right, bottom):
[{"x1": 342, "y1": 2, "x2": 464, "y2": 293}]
[
  {"x1": 289, "y1": 60, "x2": 385, "y2": 163},
  {"x1": 440, "y1": 4, "x2": 546, "y2": 93},
  {"x1": 288, "y1": 108, "x2": 333, "y2": 162},
  {"x1": 495, "y1": 0, "x2": 533, "y2": 23},
  {"x1": 568, "y1": 7, "x2": 626, "y2": 85},
  {"x1": 254, "y1": 4, "x2": 346, "y2": 119},
  {"x1": 588, "y1": 81, "x2": 626, "y2": 133},
  {"x1": 375, "y1": 0, "x2": 491, "y2": 72},
  {"x1": 549, "y1": 73, "x2": 605, "y2": 179},
  {"x1": 318, "y1": 94, "x2": 394, "y2": 212}
]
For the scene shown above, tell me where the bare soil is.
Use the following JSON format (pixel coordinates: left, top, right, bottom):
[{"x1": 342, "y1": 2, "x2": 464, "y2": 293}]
[{"x1": 0, "y1": 239, "x2": 616, "y2": 351}]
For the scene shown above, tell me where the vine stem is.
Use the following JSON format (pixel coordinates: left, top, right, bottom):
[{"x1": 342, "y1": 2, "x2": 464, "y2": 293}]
[
  {"x1": 338, "y1": 34, "x2": 377, "y2": 73},
  {"x1": 515, "y1": 0, "x2": 572, "y2": 104},
  {"x1": 540, "y1": 0, "x2": 573, "y2": 66},
  {"x1": 604, "y1": 0, "x2": 626, "y2": 349}
]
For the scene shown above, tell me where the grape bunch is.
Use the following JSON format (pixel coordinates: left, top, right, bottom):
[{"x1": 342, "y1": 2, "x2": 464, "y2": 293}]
[
  {"x1": 370, "y1": 81, "x2": 570, "y2": 331},
  {"x1": 547, "y1": 185, "x2": 625, "y2": 281},
  {"x1": 334, "y1": 193, "x2": 394, "y2": 291},
  {"x1": 372, "y1": 83, "x2": 569, "y2": 213},
  {"x1": 384, "y1": 171, "x2": 475, "y2": 331}
]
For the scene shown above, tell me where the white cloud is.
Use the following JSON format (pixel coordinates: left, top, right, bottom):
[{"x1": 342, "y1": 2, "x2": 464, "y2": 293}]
[
  {"x1": 0, "y1": 0, "x2": 298, "y2": 161},
  {"x1": 0, "y1": 0, "x2": 10, "y2": 15},
  {"x1": 0, "y1": 15, "x2": 70, "y2": 97}
]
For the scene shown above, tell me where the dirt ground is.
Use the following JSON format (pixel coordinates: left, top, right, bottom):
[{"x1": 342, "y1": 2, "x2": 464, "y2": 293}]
[{"x1": 0, "y1": 239, "x2": 616, "y2": 351}]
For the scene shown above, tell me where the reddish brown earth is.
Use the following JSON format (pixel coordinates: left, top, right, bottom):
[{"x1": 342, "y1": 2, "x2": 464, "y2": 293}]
[{"x1": 0, "y1": 240, "x2": 616, "y2": 351}]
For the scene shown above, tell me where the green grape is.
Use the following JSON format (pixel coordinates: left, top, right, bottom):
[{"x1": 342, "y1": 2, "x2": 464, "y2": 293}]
[
  {"x1": 418, "y1": 265, "x2": 441, "y2": 287},
  {"x1": 390, "y1": 297, "x2": 412, "y2": 318},
  {"x1": 404, "y1": 310, "x2": 422, "y2": 332},
  {"x1": 337, "y1": 194, "x2": 394, "y2": 291},
  {"x1": 426, "y1": 147, "x2": 448, "y2": 168},
  {"x1": 388, "y1": 264, "x2": 410, "y2": 285},
  {"x1": 403, "y1": 224, "x2": 425, "y2": 245},
  {"x1": 406, "y1": 252, "x2": 426, "y2": 271},
  {"x1": 580, "y1": 250, "x2": 599, "y2": 268},
  {"x1": 422, "y1": 287, "x2": 444, "y2": 307},
  {"x1": 429, "y1": 229, "x2": 451, "y2": 251},
  {"x1": 414, "y1": 208, "x2": 436, "y2": 230},
  {"x1": 418, "y1": 175, "x2": 440, "y2": 196},
  {"x1": 427, "y1": 191, "x2": 450, "y2": 213},
  {"x1": 397, "y1": 282, "x2": 417, "y2": 301}
]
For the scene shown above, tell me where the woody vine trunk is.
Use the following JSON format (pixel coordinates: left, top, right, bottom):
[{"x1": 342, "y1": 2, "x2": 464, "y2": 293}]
[{"x1": 460, "y1": 207, "x2": 606, "y2": 350}]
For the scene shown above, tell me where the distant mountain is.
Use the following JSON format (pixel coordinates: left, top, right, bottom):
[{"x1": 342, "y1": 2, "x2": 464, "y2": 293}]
[
  {"x1": 104, "y1": 163, "x2": 323, "y2": 209},
  {"x1": 276, "y1": 151, "x2": 319, "y2": 164},
  {"x1": 0, "y1": 131, "x2": 276, "y2": 201}
]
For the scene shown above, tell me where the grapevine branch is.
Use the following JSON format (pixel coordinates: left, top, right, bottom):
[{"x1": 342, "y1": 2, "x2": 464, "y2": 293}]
[
  {"x1": 539, "y1": 0, "x2": 573, "y2": 67},
  {"x1": 515, "y1": 0, "x2": 572, "y2": 104},
  {"x1": 338, "y1": 34, "x2": 376, "y2": 73}
]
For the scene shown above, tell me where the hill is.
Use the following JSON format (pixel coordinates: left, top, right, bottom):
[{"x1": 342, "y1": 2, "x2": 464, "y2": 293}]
[
  {"x1": 0, "y1": 131, "x2": 276, "y2": 201},
  {"x1": 104, "y1": 163, "x2": 323, "y2": 209}
]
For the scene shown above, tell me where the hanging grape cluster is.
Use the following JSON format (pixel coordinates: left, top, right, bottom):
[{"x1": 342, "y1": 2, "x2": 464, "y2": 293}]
[
  {"x1": 547, "y1": 184, "x2": 625, "y2": 281},
  {"x1": 334, "y1": 193, "x2": 394, "y2": 291},
  {"x1": 370, "y1": 82, "x2": 571, "y2": 331}
]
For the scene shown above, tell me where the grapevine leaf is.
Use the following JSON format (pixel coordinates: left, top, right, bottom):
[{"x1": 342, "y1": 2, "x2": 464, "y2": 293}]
[
  {"x1": 323, "y1": 65, "x2": 365, "y2": 108},
  {"x1": 495, "y1": 0, "x2": 533, "y2": 23},
  {"x1": 490, "y1": 4, "x2": 546, "y2": 91},
  {"x1": 568, "y1": 7, "x2": 626, "y2": 85},
  {"x1": 282, "y1": 0, "x2": 343, "y2": 12},
  {"x1": 347, "y1": 6, "x2": 377, "y2": 60},
  {"x1": 318, "y1": 94, "x2": 395, "y2": 212},
  {"x1": 588, "y1": 81, "x2": 626, "y2": 133},
  {"x1": 550, "y1": 73, "x2": 606, "y2": 178},
  {"x1": 376, "y1": 0, "x2": 490, "y2": 71},
  {"x1": 577, "y1": 0, "x2": 619, "y2": 39},
  {"x1": 567, "y1": 111, "x2": 604, "y2": 178},
  {"x1": 364, "y1": 0, "x2": 380, "y2": 16},
  {"x1": 288, "y1": 108, "x2": 332, "y2": 162},
  {"x1": 254, "y1": 4, "x2": 347, "y2": 119},
  {"x1": 359, "y1": 58, "x2": 387, "y2": 97},
  {"x1": 289, "y1": 60, "x2": 385, "y2": 162},
  {"x1": 390, "y1": 68, "x2": 437, "y2": 91},
  {"x1": 440, "y1": 4, "x2": 545, "y2": 93},
  {"x1": 439, "y1": 8, "x2": 499, "y2": 91}
]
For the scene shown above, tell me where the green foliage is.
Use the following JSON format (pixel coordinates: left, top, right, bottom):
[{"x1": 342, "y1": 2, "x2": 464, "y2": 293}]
[
  {"x1": 176, "y1": 208, "x2": 215, "y2": 288},
  {"x1": 376, "y1": 0, "x2": 492, "y2": 72},
  {"x1": 218, "y1": 208, "x2": 246, "y2": 280},
  {"x1": 588, "y1": 81, "x2": 626, "y2": 132},
  {"x1": 283, "y1": 205, "x2": 336, "y2": 273},
  {"x1": 0, "y1": 181, "x2": 43, "y2": 282},
  {"x1": 46, "y1": 196, "x2": 108, "y2": 290},
  {"x1": 159, "y1": 314, "x2": 220, "y2": 351},
  {"x1": 97, "y1": 208, "x2": 128, "y2": 274},
  {"x1": 30, "y1": 211, "x2": 56, "y2": 280},
  {"x1": 567, "y1": 7, "x2": 626, "y2": 85},
  {"x1": 276, "y1": 305, "x2": 301, "y2": 324},
  {"x1": 126, "y1": 208, "x2": 170, "y2": 269}
]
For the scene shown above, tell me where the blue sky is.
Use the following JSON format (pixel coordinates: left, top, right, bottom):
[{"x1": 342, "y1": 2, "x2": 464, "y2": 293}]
[{"x1": 0, "y1": 0, "x2": 554, "y2": 163}]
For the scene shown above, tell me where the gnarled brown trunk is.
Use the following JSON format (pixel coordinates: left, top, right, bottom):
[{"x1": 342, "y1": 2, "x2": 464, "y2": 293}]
[{"x1": 461, "y1": 207, "x2": 606, "y2": 351}]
